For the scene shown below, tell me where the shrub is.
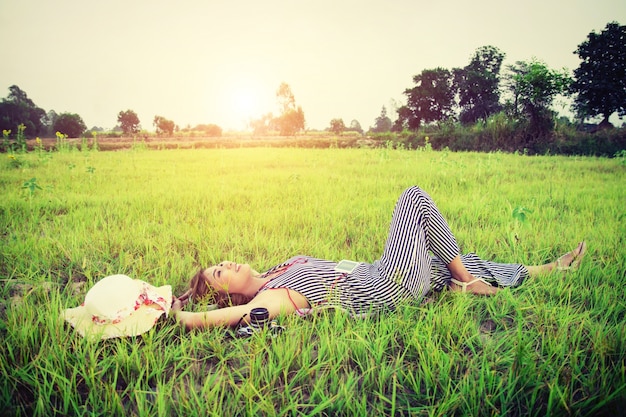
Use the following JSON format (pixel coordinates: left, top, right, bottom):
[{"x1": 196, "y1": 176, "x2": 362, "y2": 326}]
[{"x1": 53, "y1": 113, "x2": 87, "y2": 138}]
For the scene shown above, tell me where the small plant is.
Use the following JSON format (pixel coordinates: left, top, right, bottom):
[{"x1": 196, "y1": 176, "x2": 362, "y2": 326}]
[
  {"x1": 16, "y1": 123, "x2": 27, "y2": 153},
  {"x1": 22, "y1": 177, "x2": 42, "y2": 197},
  {"x1": 512, "y1": 206, "x2": 533, "y2": 223},
  {"x1": 2, "y1": 129, "x2": 11, "y2": 152},
  {"x1": 615, "y1": 149, "x2": 626, "y2": 166},
  {"x1": 56, "y1": 131, "x2": 70, "y2": 152},
  {"x1": 91, "y1": 131, "x2": 99, "y2": 151},
  {"x1": 34, "y1": 137, "x2": 51, "y2": 162},
  {"x1": 86, "y1": 166, "x2": 96, "y2": 174},
  {"x1": 7, "y1": 153, "x2": 22, "y2": 168},
  {"x1": 509, "y1": 206, "x2": 533, "y2": 249},
  {"x1": 131, "y1": 139, "x2": 148, "y2": 151},
  {"x1": 423, "y1": 136, "x2": 432, "y2": 152}
]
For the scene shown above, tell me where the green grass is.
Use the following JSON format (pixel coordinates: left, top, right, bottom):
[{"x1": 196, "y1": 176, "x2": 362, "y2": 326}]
[{"x1": 1, "y1": 146, "x2": 625, "y2": 416}]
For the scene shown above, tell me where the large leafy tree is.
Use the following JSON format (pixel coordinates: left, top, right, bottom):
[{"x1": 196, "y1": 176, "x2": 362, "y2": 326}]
[
  {"x1": 370, "y1": 106, "x2": 392, "y2": 133},
  {"x1": 572, "y1": 22, "x2": 626, "y2": 127},
  {"x1": 453, "y1": 45, "x2": 505, "y2": 124},
  {"x1": 153, "y1": 115, "x2": 176, "y2": 136},
  {"x1": 117, "y1": 109, "x2": 141, "y2": 135},
  {"x1": 397, "y1": 68, "x2": 455, "y2": 130},
  {"x1": 54, "y1": 113, "x2": 87, "y2": 138},
  {"x1": 250, "y1": 112, "x2": 274, "y2": 136},
  {"x1": 273, "y1": 82, "x2": 305, "y2": 136},
  {"x1": 0, "y1": 85, "x2": 47, "y2": 137},
  {"x1": 329, "y1": 118, "x2": 345, "y2": 135},
  {"x1": 274, "y1": 107, "x2": 305, "y2": 136},
  {"x1": 504, "y1": 59, "x2": 571, "y2": 134},
  {"x1": 348, "y1": 119, "x2": 363, "y2": 135},
  {"x1": 248, "y1": 82, "x2": 305, "y2": 136}
]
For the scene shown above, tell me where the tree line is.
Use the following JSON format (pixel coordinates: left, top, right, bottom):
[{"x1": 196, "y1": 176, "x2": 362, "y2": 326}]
[
  {"x1": 1, "y1": 22, "x2": 623, "y2": 155},
  {"x1": 0, "y1": 81, "x2": 304, "y2": 140},
  {"x1": 327, "y1": 22, "x2": 625, "y2": 154},
  {"x1": 0, "y1": 85, "x2": 88, "y2": 139},
  {"x1": 0, "y1": 88, "x2": 217, "y2": 140}
]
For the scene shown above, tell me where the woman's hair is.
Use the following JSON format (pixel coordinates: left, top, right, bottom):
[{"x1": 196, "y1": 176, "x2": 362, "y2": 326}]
[{"x1": 185, "y1": 268, "x2": 252, "y2": 308}]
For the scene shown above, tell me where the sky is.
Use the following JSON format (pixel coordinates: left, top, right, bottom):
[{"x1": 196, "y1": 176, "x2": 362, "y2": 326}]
[{"x1": 1, "y1": 0, "x2": 624, "y2": 132}]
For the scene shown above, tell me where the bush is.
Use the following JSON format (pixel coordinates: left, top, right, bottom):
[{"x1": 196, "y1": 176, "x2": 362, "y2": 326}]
[
  {"x1": 373, "y1": 113, "x2": 626, "y2": 156},
  {"x1": 550, "y1": 126, "x2": 626, "y2": 156},
  {"x1": 194, "y1": 124, "x2": 223, "y2": 137},
  {"x1": 53, "y1": 113, "x2": 87, "y2": 138}
]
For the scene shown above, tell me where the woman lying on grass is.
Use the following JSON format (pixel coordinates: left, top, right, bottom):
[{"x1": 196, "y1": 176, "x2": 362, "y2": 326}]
[{"x1": 172, "y1": 186, "x2": 586, "y2": 330}]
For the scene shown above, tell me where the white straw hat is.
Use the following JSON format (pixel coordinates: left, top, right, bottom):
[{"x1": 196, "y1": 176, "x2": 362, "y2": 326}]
[{"x1": 63, "y1": 274, "x2": 172, "y2": 341}]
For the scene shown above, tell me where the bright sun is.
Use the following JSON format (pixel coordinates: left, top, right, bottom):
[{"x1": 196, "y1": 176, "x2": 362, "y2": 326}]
[
  {"x1": 217, "y1": 75, "x2": 272, "y2": 129},
  {"x1": 232, "y1": 89, "x2": 258, "y2": 116}
]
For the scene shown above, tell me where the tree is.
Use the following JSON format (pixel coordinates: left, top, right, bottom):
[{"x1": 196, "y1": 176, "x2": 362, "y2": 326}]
[
  {"x1": 44, "y1": 110, "x2": 58, "y2": 136},
  {"x1": 54, "y1": 113, "x2": 87, "y2": 138},
  {"x1": 275, "y1": 108, "x2": 305, "y2": 136},
  {"x1": 348, "y1": 119, "x2": 363, "y2": 135},
  {"x1": 399, "y1": 68, "x2": 455, "y2": 130},
  {"x1": 453, "y1": 45, "x2": 505, "y2": 124},
  {"x1": 276, "y1": 82, "x2": 296, "y2": 114},
  {"x1": 194, "y1": 123, "x2": 223, "y2": 136},
  {"x1": 247, "y1": 82, "x2": 305, "y2": 136},
  {"x1": 0, "y1": 85, "x2": 46, "y2": 137},
  {"x1": 274, "y1": 83, "x2": 305, "y2": 136},
  {"x1": 153, "y1": 115, "x2": 175, "y2": 136},
  {"x1": 117, "y1": 109, "x2": 141, "y2": 135},
  {"x1": 504, "y1": 59, "x2": 572, "y2": 134},
  {"x1": 370, "y1": 106, "x2": 392, "y2": 133},
  {"x1": 329, "y1": 118, "x2": 345, "y2": 135},
  {"x1": 572, "y1": 22, "x2": 626, "y2": 127},
  {"x1": 250, "y1": 113, "x2": 274, "y2": 136}
]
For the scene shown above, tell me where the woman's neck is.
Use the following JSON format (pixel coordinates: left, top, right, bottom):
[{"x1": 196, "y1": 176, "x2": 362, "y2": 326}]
[{"x1": 242, "y1": 275, "x2": 271, "y2": 298}]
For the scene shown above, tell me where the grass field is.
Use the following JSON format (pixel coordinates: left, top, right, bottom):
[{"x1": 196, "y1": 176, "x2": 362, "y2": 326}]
[{"x1": 1, "y1": 146, "x2": 625, "y2": 416}]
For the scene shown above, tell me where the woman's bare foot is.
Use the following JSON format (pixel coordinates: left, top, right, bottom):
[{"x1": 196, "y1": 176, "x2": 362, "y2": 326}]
[
  {"x1": 526, "y1": 241, "x2": 587, "y2": 276},
  {"x1": 555, "y1": 241, "x2": 587, "y2": 270}
]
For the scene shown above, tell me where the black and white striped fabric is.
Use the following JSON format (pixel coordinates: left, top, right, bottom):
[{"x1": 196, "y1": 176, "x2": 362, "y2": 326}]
[{"x1": 259, "y1": 186, "x2": 528, "y2": 315}]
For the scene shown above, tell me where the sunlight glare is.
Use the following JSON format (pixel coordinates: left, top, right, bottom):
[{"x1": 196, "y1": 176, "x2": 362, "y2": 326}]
[
  {"x1": 232, "y1": 88, "x2": 258, "y2": 117},
  {"x1": 213, "y1": 73, "x2": 273, "y2": 130}
]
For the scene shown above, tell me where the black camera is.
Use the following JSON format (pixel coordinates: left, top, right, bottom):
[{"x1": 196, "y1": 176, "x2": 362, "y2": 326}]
[{"x1": 234, "y1": 307, "x2": 285, "y2": 338}]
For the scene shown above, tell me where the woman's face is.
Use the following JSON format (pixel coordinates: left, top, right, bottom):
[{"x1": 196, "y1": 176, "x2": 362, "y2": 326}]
[{"x1": 203, "y1": 261, "x2": 253, "y2": 294}]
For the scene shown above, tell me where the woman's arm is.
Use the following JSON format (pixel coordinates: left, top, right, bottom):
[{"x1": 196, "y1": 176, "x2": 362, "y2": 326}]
[{"x1": 172, "y1": 288, "x2": 309, "y2": 330}]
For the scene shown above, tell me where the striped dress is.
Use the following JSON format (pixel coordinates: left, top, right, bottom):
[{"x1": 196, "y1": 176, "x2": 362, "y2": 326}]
[{"x1": 258, "y1": 186, "x2": 528, "y2": 316}]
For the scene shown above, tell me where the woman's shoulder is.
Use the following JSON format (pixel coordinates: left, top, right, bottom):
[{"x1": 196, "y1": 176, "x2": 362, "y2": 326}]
[{"x1": 250, "y1": 285, "x2": 310, "y2": 312}]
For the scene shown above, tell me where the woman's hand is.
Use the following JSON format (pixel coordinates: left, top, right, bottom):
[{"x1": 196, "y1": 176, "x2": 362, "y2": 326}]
[{"x1": 170, "y1": 296, "x2": 187, "y2": 319}]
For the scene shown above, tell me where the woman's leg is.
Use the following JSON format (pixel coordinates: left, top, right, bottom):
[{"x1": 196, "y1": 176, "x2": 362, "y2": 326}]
[
  {"x1": 445, "y1": 254, "x2": 530, "y2": 295},
  {"x1": 378, "y1": 186, "x2": 464, "y2": 298},
  {"x1": 447, "y1": 256, "x2": 500, "y2": 295},
  {"x1": 379, "y1": 187, "x2": 586, "y2": 298},
  {"x1": 431, "y1": 242, "x2": 587, "y2": 295}
]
